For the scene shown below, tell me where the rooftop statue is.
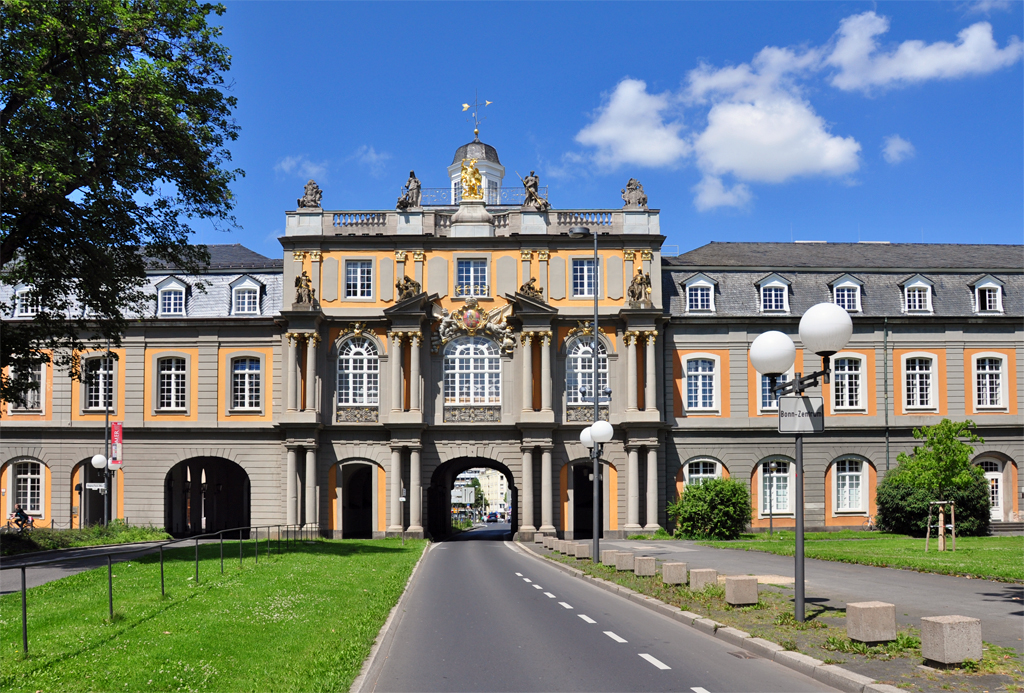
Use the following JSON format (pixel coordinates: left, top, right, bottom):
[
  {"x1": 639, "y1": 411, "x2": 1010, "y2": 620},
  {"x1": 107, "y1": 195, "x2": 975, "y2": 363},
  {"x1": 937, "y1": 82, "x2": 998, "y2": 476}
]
[
  {"x1": 626, "y1": 268, "x2": 653, "y2": 309},
  {"x1": 518, "y1": 277, "x2": 543, "y2": 300},
  {"x1": 297, "y1": 179, "x2": 323, "y2": 209},
  {"x1": 520, "y1": 170, "x2": 550, "y2": 211},
  {"x1": 396, "y1": 170, "x2": 422, "y2": 210},
  {"x1": 461, "y1": 158, "x2": 484, "y2": 201},
  {"x1": 621, "y1": 178, "x2": 648, "y2": 211},
  {"x1": 294, "y1": 271, "x2": 316, "y2": 305},
  {"x1": 396, "y1": 275, "x2": 421, "y2": 301}
]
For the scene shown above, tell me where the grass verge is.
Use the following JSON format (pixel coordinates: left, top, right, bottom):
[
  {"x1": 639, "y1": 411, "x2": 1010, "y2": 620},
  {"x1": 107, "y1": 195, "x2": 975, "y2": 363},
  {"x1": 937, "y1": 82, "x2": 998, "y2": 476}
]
[
  {"x1": 1, "y1": 520, "x2": 171, "y2": 556},
  {"x1": 698, "y1": 533, "x2": 1024, "y2": 582},
  {"x1": 1, "y1": 537, "x2": 425, "y2": 692}
]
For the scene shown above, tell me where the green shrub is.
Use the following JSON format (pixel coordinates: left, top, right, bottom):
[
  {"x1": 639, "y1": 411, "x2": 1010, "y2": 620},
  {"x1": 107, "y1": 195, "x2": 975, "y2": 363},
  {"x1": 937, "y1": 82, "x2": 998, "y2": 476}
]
[
  {"x1": 667, "y1": 477, "x2": 751, "y2": 540},
  {"x1": 875, "y1": 473, "x2": 989, "y2": 537},
  {"x1": 0, "y1": 520, "x2": 171, "y2": 556}
]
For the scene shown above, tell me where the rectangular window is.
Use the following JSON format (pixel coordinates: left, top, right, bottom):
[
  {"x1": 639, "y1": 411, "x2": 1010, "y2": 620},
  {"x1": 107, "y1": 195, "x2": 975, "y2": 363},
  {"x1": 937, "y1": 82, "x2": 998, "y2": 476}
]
[
  {"x1": 15, "y1": 462, "x2": 42, "y2": 513},
  {"x1": 905, "y1": 358, "x2": 932, "y2": 408},
  {"x1": 835, "y1": 460, "x2": 862, "y2": 511},
  {"x1": 978, "y1": 287, "x2": 1000, "y2": 312},
  {"x1": 761, "y1": 286, "x2": 786, "y2": 311},
  {"x1": 686, "y1": 359, "x2": 715, "y2": 410},
  {"x1": 905, "y1": 287, "x2": 929, "y2": 312},
  {"x1": 345, "y1": 260, "x2": 373, "y2": 298},
  {"x1": 761, "y1": 373, "x2": 788, "y2": 410},
  {"x1": 976, "y1": 358, "x2": 1002, "y2": 407},
  {"x1": 160, "y1": 289, "x2": 185, "y2": 315},
  {"x1": 834, "y1": 287, "x2": 858, "y2": 311},
  {"x1": 762, "y1": 462, "x2": 789, "y2": 513},
  {"x1": 834, "y1": 358, "x2": 861, "y2": 408},
  {"x1": 15, "y1": 291, "x2": 38, "y2": 317},
  {"x1": 158, "y1": 357, "x2": 187, "y2": 410},
  {"x1": 233, "y1": 288, "x2": 259, "y2": 314},
  {"x1": 455, "y1": 259, "x2": 488, "y2": 297},
  {"x1": 85, "y1": 357, "x2": 114, "y2": 410},
  {"x1": 231, "y1": 358, "x2": 261, "y2": 410},
  {"x1": 11, "y1": 364, "x2": 43, "y2": 411},
  {"x1": 688, "y1": 286, "x2": 711, "y2": 311},
  {"x1": 572, "y1": 259, "x2": 596, "y2": 298}
]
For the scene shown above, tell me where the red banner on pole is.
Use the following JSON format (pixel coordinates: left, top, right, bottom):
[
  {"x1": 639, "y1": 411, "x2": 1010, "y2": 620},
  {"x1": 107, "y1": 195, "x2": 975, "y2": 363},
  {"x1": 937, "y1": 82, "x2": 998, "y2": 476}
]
[{"x1": 110, "y1": 422, "x2": 123, "y2": 467}]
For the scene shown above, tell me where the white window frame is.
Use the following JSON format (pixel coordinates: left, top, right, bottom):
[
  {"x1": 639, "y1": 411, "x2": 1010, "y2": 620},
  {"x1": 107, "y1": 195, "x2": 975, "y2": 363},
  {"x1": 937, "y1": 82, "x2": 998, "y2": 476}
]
[
  {"x1": 229, "y1": 276, "x2": 263, "y2": 315},
  {"x1": 455, "y1": 258, "x2": 489, "y2": 298},
  {"x1": 344, "y1": 260, "x2": 375, "y2": 300},
  {"x1": 230, "y1": 357, "x2": 262, "y2": 411},
  {"x1": 684, "y1": 353, "x2": 719, "y2": 413},
  {"x1": 757, "y1": 274, "x2": 791, "y2": 314},
  {"x1": 831, "y1": 352, "x2": 866, "y2": 412},
  {"x1": 443, "y1": 336, "x2": 501, "y2": 406},
  {"x1": 157, "y1": 357, "x2": 188, "y2": 411},
  {"x1": 683, "y1": 459, "x2": 722, "y2": 486},
  {"x1": 83, "y1": 356, "x2": 116, "y2": 413},
  {"x1": 902, "y1": 275, "x2": 933, "y2": 314},
  {"x1": 155, "y1": 277, "x2": 188, "y2": 317},
  {"x1": 757, "y1": 368, "x2": 794, "y2": 414},
  {"x1": 901, "y1": 352, "x2": 938, "y2": 411},
  {"x1": 8, "y1": 461, "x2": 45, "y2": 517},
  {"x1": 565, "y1": 337, "x2": 609, "y2": 406},
  {"x1": 972, "y1": 352, "x2": 1007, "y2": 411},
  {"x1": 759, "y1": 459, "x2": 793, "y2": 516},
  {"x1": 832, "y1": 458, "x2": 867, "y2": 514},
  {"x1": 831, "y1": 275, "x2": 863, "y2": 312},
  {"x1": 684, "y1": 273, "x2": 716, "y2": 313},
  {"x1": 571, "y1": 258, "x2": 597, "y2": 299},
  {"x1": 973, "y1": 276, "x2": 1004, "y2": 314},
  {"x1": 337, "y1": 337, "x2": 380, "y2": 406},
  {"x1": 9, "y1": 363, "x2": 45, "y2": 414},
  {"x1": 14, "y1": 289, "x2": 39, "y2": 318}
]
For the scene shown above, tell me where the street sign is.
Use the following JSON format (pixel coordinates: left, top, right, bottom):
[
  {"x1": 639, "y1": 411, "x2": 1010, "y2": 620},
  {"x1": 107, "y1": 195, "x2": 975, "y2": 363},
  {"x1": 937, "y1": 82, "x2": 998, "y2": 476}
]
[
  {"x1": 451, "y1": 487, "x2": 475, "y2": 504},
  {"x1": 86, "y1": 483, "x2": 106, "y2": 491},
  {"x1": 778, "y1": 396, "x2": 824, "y2": 434},
  {"x1": 110, "y1": 422, "x2": 123, "y2": 468}
]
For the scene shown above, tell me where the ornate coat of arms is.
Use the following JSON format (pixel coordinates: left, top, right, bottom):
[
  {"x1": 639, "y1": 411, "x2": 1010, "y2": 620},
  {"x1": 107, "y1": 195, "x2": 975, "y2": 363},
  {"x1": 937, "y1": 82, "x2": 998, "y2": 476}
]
[{"x1": 437, "y1": 297, "x2": 516, "y2": 355}]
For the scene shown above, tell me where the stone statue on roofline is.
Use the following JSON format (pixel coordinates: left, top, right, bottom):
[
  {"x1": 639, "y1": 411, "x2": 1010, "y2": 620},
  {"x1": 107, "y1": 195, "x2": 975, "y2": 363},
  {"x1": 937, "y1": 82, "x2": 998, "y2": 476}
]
[
  {"x1": 626, "y1": 268, "x2": 653, "y2": 308},
  {"x1": 295, "y1": 271, "x2": 316, "y2": 305},
  {"x1": 396, "y1": 170, "x2": 422, "y2": 210},
  {"x1": 297, "y1": 180, "x2": 323, "y2": 209},
  {"x1": 396, "y1": 275, "x2": 421, "y2": 301},
  {"x1": 518, "y1": 277, "x2": 543, "y2": 300},
  {"x1": 520, "y1": 170, "x2": 550, "y2": 211},
  {"x1": 621, "y1": 178, "x2": 648, "y2": 211}
]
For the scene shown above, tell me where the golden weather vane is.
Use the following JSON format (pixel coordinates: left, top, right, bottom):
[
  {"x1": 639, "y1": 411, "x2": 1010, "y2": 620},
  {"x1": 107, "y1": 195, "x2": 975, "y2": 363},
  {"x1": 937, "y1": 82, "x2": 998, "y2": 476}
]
[{"x1": 461, "y1": 91, "x2": 492, "y2": 138}]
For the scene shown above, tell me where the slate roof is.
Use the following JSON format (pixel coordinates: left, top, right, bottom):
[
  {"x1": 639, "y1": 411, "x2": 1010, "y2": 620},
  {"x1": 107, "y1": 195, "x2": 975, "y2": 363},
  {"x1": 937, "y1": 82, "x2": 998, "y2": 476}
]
[
  {"x1": 147, "y1": 244, "x2": 283, "y2": 271},
  {"x1": 451, "y1": 138, "x2": 501, "y2": 165}
]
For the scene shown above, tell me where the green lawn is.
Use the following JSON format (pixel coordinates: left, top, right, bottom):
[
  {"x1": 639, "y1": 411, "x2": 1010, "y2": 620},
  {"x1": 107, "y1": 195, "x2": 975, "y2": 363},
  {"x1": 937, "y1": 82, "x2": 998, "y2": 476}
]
[
  {"x1": 1, "y1": 520, "x2": 171, "y2": 556},
  {"x1": 700, "y1": 533, "x2": 1024, "y2": 582},
  {"x1": 1, "y1": 538, "x2": 425, "y2": 692}
]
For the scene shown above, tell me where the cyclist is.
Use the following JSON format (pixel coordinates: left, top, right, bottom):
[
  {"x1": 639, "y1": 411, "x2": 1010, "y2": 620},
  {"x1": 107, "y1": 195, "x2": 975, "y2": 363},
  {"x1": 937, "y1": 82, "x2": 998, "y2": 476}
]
[{"x1": 13, "y1": 504, "x2": 32, "y2": 532}]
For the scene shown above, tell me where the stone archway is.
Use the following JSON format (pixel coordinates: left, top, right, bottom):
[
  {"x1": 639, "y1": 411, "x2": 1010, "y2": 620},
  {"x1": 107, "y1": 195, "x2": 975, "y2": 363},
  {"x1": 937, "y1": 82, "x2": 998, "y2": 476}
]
[
  {"x1": 70, "y1": 459, "x2": 106, "y2": 528},
  {"x1": 164, "y1": 457, "x2": 250, "y2": 537},
  {"x1": 427, "y1": 457, "x2": 518, "y2": 540},
  {"x1": 327, "y1": 461, "x2": 385, "y2": 539},
  {"x1": 560, "y1": 459, "x2": 617, "y2": 540}
]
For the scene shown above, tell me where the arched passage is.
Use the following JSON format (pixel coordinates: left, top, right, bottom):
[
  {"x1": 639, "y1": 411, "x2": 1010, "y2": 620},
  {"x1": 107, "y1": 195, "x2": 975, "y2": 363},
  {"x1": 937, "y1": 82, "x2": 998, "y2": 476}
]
[
  {"x1": 560, "y1": 458, "x2": 617, "y2": 540},
  {"x1": 70, "y1": 459, "x2": 106, "y2": 528},
  {"x1": 974, "y1": 452, "x2": 1018, "y2": 522},
  {"x1": 327, "y1": 460, "x2": 386, "y2": 538},
  {"x1": 164, "y1": 457, "x2": 250, "y2": 536},
  {"x1": 427, "y1": 457, "x2": 518, "y2": 540}
]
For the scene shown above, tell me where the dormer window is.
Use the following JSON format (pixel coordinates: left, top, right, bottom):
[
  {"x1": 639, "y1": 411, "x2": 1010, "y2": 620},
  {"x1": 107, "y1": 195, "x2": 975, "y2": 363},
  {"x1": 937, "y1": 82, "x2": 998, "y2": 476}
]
[
  {"x1": 972, "y1": 275, "x2": 1003, "y2": 314},
  {"x1": 156, "y1": 277, "x2": 188, "y2": 317},
  {"x1": 229, "y1": 276, "x2": 263, "y2": 315},
  {"x1": 684, "y1": 273, "x2": 716, "y2": 313},
  {"x1": 831, "y1": 274, "x2": 863, "y2": 312},
  {"x1": 902, "y1": 275, "x2": 933, "y2": 314},
  {"x1": 14, "y1": 289, "x2": 38, "y2": 317},
  {"x1": 758, "y1": 274, "x2": 790, "y2": 313}
]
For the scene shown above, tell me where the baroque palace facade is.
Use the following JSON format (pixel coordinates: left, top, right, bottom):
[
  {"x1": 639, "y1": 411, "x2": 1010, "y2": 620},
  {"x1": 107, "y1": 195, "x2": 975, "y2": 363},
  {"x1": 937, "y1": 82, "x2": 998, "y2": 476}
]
[{"x1": 2, "y1": 136, "x2": 1021, "y2": 537}]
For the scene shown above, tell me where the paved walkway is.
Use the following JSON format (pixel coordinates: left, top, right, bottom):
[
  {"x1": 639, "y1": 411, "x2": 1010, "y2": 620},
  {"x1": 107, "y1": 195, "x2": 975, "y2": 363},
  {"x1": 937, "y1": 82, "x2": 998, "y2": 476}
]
[{"x1": 599, "y1": 538, "x2": 1023, "y2": 653}]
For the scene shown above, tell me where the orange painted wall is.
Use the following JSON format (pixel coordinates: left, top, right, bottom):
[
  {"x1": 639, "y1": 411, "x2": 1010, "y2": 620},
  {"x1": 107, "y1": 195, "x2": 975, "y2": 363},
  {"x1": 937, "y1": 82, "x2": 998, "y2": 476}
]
[
  {"x1": 964, "y1": 348, "x2": 1018, "y2": 416},
  {"x1": 747, "y1": 350, "x2": 804, "y2": 418},
  {"x1": 142, "y1": 348, "x2": 200, "y2": 422},
  {"x1": 1, "y1": 351, "x2": 54, "y2": 421},
  {"x1": 217, "y1": 347, "x2": 274, "y2": 422},
  {"x1": 560, "y1": 465, "x2": 569, "y2": 532},
  {"x1": 822, "y1": 348, "x2": 877, "y2": 417},
  {"x1": 749, "y1": 466, "x2": 798, "y2": 529},
  {"x1": 823, "y1": 462, "x2": 877, "y2": 526},
  {"x1": 893, "y1": 349, "x2": 947, "y2": 416},
  {"x1": 608, "y1": 463, "x2": 618, "y2": 531},
  {"x1": 377, "y1": 466, "x2": 387, "y2": 532},
  {"x1": 328, "y1": 465, "x2": 338, "y2": 531},
  {"x1": 673, "y1": 350, "x2": 731, "y2": 418},
  {"x1": 1011, "y1": 463, "x2": 1019, "y2": 515},
  {"x1": 70, "y1": 349, "x2": 127, "y2": 422}
]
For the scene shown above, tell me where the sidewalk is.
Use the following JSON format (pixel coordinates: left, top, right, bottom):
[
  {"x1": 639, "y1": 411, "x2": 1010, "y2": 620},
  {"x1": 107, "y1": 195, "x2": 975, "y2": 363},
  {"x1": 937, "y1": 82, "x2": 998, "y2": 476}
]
[
  {"x1": 2, "y1": 540, "x2": 177, "y2": 595},
  {"x1": 601, "y1": 538, "x2": 1024, "y2": 654}
]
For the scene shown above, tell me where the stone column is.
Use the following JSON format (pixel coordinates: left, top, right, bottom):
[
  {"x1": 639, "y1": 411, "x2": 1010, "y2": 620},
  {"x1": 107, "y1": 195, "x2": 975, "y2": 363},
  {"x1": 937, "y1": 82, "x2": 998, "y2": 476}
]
[
  {"x1": 540, "y1": 332, "x2": 553, "y2": 412},
  {"x1": 645, "y1": 447, "x2": 659, "y2": 530},
  {"x1": 286, "y1": 446, "x2": 298, "y2": 525},
  {"x1": 521, "y1": 333, "x2": 533, "y2": 412},
  {"x1": 539, "y1": 447, "x2": 555, "y2": 533},
  {"x1": 644, "y1": 331, "x2": 657, "y2": 412},
  {"x1": 409, "y1": 334, "x2": 421, "y2": 413},
  {"x1": 389, "y1": 447, "x2": 403, "y2": 531},
  {"x1": 390, "y1": 332, "x2": 403, "y2": 413},
  {"x1": 626, "y1": 332, "x2": 638, "y2": 412},
  {"x1": 625, "y1": 446, "x2": 641, "y2": 531},
  {"x1": 521, "y1": 447, "x2": 536, "y2": 532},
  {"x1": 408, "y1": 447, "x2": 422, "y2": 532},
  {"x1": 305, "y1": 446, "x2": 317, "y2": 526},
  {"x1": 286, "y1": 333, "x2": 299, "y2": 411},
  {"x1": 304, "y1": 333, "x2": 319, "y2": 412}
]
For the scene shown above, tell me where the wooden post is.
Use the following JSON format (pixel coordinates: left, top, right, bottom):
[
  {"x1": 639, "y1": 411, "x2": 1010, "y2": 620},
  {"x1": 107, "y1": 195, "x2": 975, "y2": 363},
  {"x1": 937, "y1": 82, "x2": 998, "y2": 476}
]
[
  {"x1": 938, "y1": 505, "x2": 946, "y2": 552},
  {"x1": 950, "y1": 502, "x2": 956, "y2": 552},
  {"x1": 925, "y1": 504, "x2": 933, "y2": 552}
]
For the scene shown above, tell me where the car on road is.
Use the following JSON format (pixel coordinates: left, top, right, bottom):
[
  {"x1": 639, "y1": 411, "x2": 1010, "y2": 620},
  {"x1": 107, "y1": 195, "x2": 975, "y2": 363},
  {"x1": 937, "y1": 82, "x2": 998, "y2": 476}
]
[{"x1": 486, "y1": 512, "x2": 498, "y2": 523}]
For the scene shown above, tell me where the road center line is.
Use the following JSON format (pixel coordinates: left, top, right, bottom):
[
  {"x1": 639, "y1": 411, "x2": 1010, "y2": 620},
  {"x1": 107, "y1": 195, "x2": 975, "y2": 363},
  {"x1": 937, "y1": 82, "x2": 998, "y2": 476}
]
[
  {"x1": 604, "y1": 631, "x2": 627, "y2": 643},
  {"x1": 523, "y1": 578, "x2": 532, "y2": 583},
  {"x1": 558, "y1": 602, "x2": 573, "y2": 609},
  {"x1": 578, "y1": 615, "x2": 596, "y2": 624},
  {"x1": 532, "y1": 584, "x2": 543, "y2": 589},
  {"x1": 515, "y1": 572, "x2": 522, "y2": 576},
  {"x1": 691, "y1": 688, "x2": 710, "y2": 693},
  {"x1": 640, "y1": 653, "x2": 671, "y2": 670},
  {"x1": 544, "y1": 592, "x2": 556, "y2": 598}
]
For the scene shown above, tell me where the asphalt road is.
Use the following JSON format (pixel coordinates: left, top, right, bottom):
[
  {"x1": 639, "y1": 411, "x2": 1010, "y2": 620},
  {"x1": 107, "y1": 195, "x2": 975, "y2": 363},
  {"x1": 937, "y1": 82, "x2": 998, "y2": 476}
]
[
  {"x1": 363, "y1": 525, "x2": 833, "y2": 692},
  {"x1": 0, "y1": 541, "x2": 169, "y2": 595}
]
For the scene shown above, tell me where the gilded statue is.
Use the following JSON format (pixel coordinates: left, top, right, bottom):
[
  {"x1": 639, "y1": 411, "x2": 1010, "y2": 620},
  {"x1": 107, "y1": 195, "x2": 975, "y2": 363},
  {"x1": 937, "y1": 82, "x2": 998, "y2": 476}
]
[
  {"x1": 460, "y1": 158, "x2": 483, "y2": 201},
  {"x1": 626, "y1": 268, "x2": 653, "y2": 308},
  {"x1": 518, "y1": 277, "x2": 543, "y2": 300}
]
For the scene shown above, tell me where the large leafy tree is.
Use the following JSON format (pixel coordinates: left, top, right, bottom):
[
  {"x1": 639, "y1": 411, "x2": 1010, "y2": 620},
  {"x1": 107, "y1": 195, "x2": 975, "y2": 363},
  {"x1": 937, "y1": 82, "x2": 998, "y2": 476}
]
[{"x1": 1, "y1": 0, "x2": 241, "y2": 405}]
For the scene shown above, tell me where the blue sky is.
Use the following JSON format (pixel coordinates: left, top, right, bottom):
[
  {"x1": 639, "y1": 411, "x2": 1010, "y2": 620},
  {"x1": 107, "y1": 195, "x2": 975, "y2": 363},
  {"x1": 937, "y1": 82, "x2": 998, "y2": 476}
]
[{"x1": 200, "y1": 1, "x2": 1024, "y2": 258}]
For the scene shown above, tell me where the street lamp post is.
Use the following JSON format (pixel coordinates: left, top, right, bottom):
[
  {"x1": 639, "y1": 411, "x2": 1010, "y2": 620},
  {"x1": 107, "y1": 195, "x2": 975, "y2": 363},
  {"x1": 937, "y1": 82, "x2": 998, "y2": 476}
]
[
  {"x1": 750, "y1": 302, "x2": 852, "y2": 622},
  {"x1": 768, "y1": 460, "x2": 778, "y2": 537}
]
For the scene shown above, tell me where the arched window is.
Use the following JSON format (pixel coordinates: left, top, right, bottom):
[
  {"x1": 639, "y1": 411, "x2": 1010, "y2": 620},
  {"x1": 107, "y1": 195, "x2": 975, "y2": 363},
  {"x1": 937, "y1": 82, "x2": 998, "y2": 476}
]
[
  {"x1": 685, "y1": 460, "x2": 720, "y2": 485},
  {"x1": 835, "y1": 459, "x2": 863, "y2": 511},
  {"x1": 566, "y1": 337, "x2": 608, "y2": 406},
  {"x1": 762, "y1": 460, "x2": 791, "y2": 513},
  {"x1": 444, "y1": 337, "x2": 500, "y2": 406},
  {"x1": 338, "y1": 338, "x2": 379, "y2": 405},
  {"x1": 15, "y1": 461, "x2": 43, "y2": 514}
]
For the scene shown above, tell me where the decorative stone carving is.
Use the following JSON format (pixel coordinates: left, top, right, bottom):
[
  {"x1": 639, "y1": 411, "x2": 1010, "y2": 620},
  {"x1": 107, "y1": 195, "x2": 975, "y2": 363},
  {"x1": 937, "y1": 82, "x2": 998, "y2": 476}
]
[
  {"x1": 297, "y1": 180, "x2": 323, "y2": 209},
  {"x1": 641, "y1": 249, "x2": 653, "y2": 261},
  {"x1": 538, "y1": 250, "x2": 550, "y2": 262},
  {"x1": 518, "y1": 277, "x2": 543, "y2": 300},
  {"x1": 396, "y1": 170, "x2": 422, "y2": 210},
  {"x1": 294, "y1": 271, "x2": 316, "y2": 305},
  {"x1": 623, "y1": 250, "x2": 636, "y2": 261},
  {"x1": 292, "y1": 251, "x2": 306, "y2": 262},
  {"x1": 621, "y1": 178, "x2": 648, "y2": 210},
  {"x1": 396, "y1": 275, "x2": 421, "y2": 301},
  {"x1": 566, "y1": 321, "x2": 594, "y2": 341},
  {"x1": 520, "y1": 249, "x2": 533, "y2": 261},
  {"x1": 308, "y1": 251, "x2": 322, "y2": 262},
  {"x1": 520, "y1": 170, "x2": 550, "y2": 211},
  {"x1": 412, "y1": 250, "x2": 425, "y2": 262},
  {"x1": 336, "y1": 407, "x2": 379, "y2": 423},
  {"x1": 436, "y1": 297, "x2": 516, "y2": 355},
  {"x1": 444, "y1": 406, "x2": 501, "y2": 423},
  {"x1": 394, "y1": 250, "x2": 407, "y2": 262},
  {"x1": 566, "y1": 406, "x2": 609, "y2": 422},
  {"x1": 626, "y1": 268, "x2": 653, "y2": 309},
  {"x1": 460, "y1": 159, "x2": 484, "y2": 201}
]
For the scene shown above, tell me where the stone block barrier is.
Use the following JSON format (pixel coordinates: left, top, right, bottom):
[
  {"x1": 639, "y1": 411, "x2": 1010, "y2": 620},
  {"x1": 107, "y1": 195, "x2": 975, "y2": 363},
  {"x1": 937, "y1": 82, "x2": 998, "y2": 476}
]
[
  {"x1": 634, "y1": 556, "x2": 656, "y2": 576},
  {"x1": 601, "y1": 550, "x2": 619, "y2": 566},
  {"x1": 574, "y1": 543, "x2": 592, "y2": 559},
  {"x1": 921, "y1": 615, "x2": 982, "y2": 665},
  {"x1": 690, "y1": 568, "x2": 718, "y2": 591},
  {"x1": 615, "y1": 552, "x2": 635, "y2": 571},
  {"x1": 847, "y1": 601, "x2": 896, "y2": 643},
  {"x1": 534, "y1": 534, "x2": 544, "y2": 544},
  {"x1": 662, "y1": 562, "x2": 687, "y2": 585},
  {"x1": 725, "y1": 576, "x2": 758, "y2": 606}
]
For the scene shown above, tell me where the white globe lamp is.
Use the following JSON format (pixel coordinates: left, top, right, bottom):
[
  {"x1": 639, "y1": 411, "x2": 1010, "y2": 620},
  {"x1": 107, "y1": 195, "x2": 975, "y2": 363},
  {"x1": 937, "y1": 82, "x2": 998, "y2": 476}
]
[
  {"x1": 799, "y1": 302, "x2": 853, "y2": 357},
  {"x1": 580, "y1": 426, "x2": 594, "y2": 449},
  {"x1": 90, "y1": 454, "x2": 107, "y2": 470},
  {"x1": 590, "y1": 420, "x2": 614, "y2": 443},
  {"x1": 749, "y1": 331, "x2": 796, "y2": 377},
  {"x1": 107, "y1": 458, "x2": 118, "y2": 471}
]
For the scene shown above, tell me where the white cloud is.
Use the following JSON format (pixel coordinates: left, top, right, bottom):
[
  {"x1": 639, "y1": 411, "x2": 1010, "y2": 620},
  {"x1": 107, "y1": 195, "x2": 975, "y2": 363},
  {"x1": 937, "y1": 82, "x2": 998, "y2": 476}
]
[
  {"x1": 575, "y1": 79, "x2": 689, "y2": 168},
  {"x1": 963, "y1": 0, "x2": 1014, "y2": 15},
  {"x1": 827, "y1": 12, "x2": 1024, "y2": 91},
  {"x1": 882, "y1": 135, "x2": 916, "y2": 164},
  {"x1": 349, "y1": 145, "x2": 391, "y2": 178},
  {"x1": 274, "y1": 155, "x2": 328, "y2": 182},
  {"x1": 692, "y1": 176, "x2": 752, "y2": 211}
]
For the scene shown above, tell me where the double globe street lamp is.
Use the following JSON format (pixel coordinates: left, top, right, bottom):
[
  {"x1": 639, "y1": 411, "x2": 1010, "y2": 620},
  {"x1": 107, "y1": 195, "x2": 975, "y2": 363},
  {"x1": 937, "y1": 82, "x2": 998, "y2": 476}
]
[
  {"x1": 749, "y1": 302, "x2": 853, "y2": 622},
  {"x1": 89, "y1": 453, "x2": 117, "y2": 526},
  {"x1": 579, "y1": 419, "x2": 613, "y2": 561}
]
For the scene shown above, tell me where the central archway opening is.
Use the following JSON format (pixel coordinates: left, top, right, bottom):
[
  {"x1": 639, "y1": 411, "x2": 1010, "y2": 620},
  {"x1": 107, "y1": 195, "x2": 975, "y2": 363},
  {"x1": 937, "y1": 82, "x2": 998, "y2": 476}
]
[
  {"x1": 164, "y1": 457, "x2": 250, "y2": 537},
  {"x1": 427, "y1": 457, "x2": 518, "y2": 540},
  {"x1": 572, "y1": 463, "x2": 604, "y2": 540}
]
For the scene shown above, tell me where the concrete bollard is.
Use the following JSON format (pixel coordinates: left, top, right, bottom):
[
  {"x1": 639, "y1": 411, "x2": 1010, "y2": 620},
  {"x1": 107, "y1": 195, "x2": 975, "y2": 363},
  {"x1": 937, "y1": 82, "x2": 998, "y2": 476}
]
[
  {"x1": 615, "y1": 552, "x2": 635, "y2": 571},
  {"x1": 554, "y1": 539, "x2": 564, "y2": 553},
  {"x1": 725, "y1": 576, "x2": 759, "y2": 605},
  {"x1": 847, "y1": 601, "x2": 897, "y2": 643},
  {"x1": 601, "y1": 550, "x2": 619, "y2": 566},
  {"x1": 921, "y1": 615, "x2": 982, "y2": 665},
  {"x1": 690, "y1": 568, "x2": 718, "y2": 592},
  {"x1": 534, "y1": 534, "x2": 544, "y2": 544},
  {"x1": 662, "y1": 562, "x2": 688, "y2": 585},
  {"x1": 574, "y1": 543, "x2": 592, "y2": 559},
  {"x1": 634, "y1": 556, "x2": 656, "y2": 576},
  {"x1": 542, "y1": 536, "x2": 552, "y2": 549}
]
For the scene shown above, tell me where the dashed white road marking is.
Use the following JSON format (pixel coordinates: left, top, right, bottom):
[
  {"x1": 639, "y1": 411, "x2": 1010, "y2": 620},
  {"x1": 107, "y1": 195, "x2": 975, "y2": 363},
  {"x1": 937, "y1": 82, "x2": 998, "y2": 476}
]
[
  {"x1": 544, "y1": 592, "x2": 556, "y2": 598},
  {"x1": 604, "y1": 631, "x2": 627, "y2": 643},
  {"x1": 579, "y1": 615, "x2": 596, "y2": 624},
  {"x1": 558, "y1": 602, "x2": 573, "y2": 609},
  {"x1": 532, "y1": 585, "x2": 543, "y2": 590},
  {"x1": 515, "y1": 572, "x2": 523, "y2": 576},
  {"x1": 691, "y1": 687, "x2": 710, "y2": 693},
  {"x1": 640, "y1": 653, "x2": 671, "y2": 670},
  {"x1": 523, "y1": 578, "x2": 532, "y2": 583}
]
